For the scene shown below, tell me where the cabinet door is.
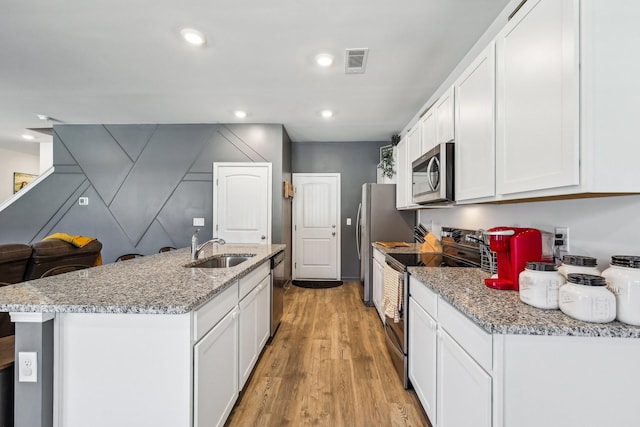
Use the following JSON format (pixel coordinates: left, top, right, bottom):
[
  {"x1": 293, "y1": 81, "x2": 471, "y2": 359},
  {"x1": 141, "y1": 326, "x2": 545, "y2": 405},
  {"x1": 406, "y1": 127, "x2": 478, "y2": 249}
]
[
  {"x1": 239, "y1": 286, "x2": 259, "y2": 390},
  {"x1": 408, "y1": 297, "x2": 437, "y2": 423},
  {"x1": 495, "y1": 0, "x2": 579, "y2": 195},
  {"x1": 420, "y1": 109, "x2": 437, "y2": 154},
  {"x1": 194, "y1": 307, "x2": 239, "y2": 427},
  {"x1": 372, "y1": 258, "x2": 385, "y2": 322},
  {"x1": 455, "y1": 43, "x2": 496, "y2": 202},
  {"x1": 395, "y1": 137, "x2": 408, "y2": 209},
  {"x1": 436, "y1": 86, "x2": 455, "y2": 143},
  {"x1": 256, "y1": 275, "x2": 271, "y2": 350},
  {"x1": 437, "y1": 330, "x2": 492, "y2": 427}
]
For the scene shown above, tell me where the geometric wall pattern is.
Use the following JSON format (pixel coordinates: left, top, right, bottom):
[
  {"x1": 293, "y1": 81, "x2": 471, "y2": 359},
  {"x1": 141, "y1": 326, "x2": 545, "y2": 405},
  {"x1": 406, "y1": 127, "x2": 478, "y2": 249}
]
[{"x1": 0, "y1": 123, "x2": 289, "y2": 264}]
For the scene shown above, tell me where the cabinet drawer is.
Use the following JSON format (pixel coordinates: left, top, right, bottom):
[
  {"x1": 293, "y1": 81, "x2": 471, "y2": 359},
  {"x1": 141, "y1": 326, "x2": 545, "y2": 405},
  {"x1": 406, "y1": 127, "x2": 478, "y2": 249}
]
[
  {"x1": 438, "y1": 299, "x2": 492, "y2": 372},
  {"x1": 239, "y1": 262, "x2": 270, "y2": 300},
  {"x1": 194, "y1": 281, "x2": 238, "y2": 342},
  {"x1": 409, "y1": 276, "x2": 437, "y2": 318},
  {"x1": 373, "y1": 249, "x2": 386, "y2": 264}
]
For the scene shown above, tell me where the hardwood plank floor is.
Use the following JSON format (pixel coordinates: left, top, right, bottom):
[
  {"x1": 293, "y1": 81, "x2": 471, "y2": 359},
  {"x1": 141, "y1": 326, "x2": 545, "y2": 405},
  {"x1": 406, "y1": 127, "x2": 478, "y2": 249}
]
[{"x1": 226, "y1": 281, "x2": 431, "y2": 427}]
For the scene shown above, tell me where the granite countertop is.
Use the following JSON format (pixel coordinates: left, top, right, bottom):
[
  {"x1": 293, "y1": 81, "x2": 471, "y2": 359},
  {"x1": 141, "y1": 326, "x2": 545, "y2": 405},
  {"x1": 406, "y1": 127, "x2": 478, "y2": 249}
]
[
  {"x1": 408, "y1": 266, "x2": 640, "y2": 339},
  {"x1": 372, "y1": 242, "x2": 423, "y2": 254},
  {"x1": 0, "y1": 244, "x2": 285, "y2": 315}
]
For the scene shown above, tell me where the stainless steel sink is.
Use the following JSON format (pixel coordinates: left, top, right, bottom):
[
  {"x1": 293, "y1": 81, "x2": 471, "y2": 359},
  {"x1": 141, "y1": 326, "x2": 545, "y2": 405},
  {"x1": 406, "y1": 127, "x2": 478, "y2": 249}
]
[{"x1": 188, "y1": 254, "x2": 255, "y2": 268}]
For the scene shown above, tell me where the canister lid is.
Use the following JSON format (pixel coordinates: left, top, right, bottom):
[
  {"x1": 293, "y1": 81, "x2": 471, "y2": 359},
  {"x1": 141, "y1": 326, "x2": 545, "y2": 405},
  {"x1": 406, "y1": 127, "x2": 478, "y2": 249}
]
[
  {"x1": 610, "y1": 255, "x2": 640, "y2": 269},
  {"x1": 566, "y1": 273, "x2": 607, "y2": 286},
  {"x1": 526, "y1": 261, "x2": 557, "y2": 271},
  {"x1": 562, "y1": 255, "x2": 597, "y2": 267}
]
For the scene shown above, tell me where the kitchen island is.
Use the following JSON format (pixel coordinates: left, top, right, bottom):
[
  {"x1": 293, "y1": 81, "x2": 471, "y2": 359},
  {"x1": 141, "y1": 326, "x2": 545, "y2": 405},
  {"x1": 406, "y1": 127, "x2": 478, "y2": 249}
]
[
  {"x1": 0, "y1": 243, "x2": 285, "y2": 427},
  {"x1": 407, "y1": 266, "x2": 640, "y2": 427}
]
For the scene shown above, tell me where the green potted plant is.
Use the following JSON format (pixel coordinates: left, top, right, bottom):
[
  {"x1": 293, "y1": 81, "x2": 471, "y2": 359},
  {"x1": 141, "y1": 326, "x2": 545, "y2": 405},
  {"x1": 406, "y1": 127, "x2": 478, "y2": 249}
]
[{"x1": 378, "y1": 144, "x2": 395, "y2": 180}]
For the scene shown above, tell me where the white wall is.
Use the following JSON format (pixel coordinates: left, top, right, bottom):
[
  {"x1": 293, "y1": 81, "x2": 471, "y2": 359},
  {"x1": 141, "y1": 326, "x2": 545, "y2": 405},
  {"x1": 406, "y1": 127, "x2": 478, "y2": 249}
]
[
  {"x1": 0, "y1": 144, "x2": 40, "y2": 203},
  {"x1": 39, "y1": 142, "x2": 53, "y2": 174},
  {"x1": 418, "y1": 195, "x2": 640, "y2": 271}
]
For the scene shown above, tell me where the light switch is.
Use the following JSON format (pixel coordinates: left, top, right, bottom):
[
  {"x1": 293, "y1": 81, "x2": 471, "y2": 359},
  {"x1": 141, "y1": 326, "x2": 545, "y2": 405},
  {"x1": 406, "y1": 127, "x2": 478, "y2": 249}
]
[
  {"x1": 346, "y1": 218, "x2": 352, "y2": 226},
  {"x1": 193, "y1": 218, "x2": 205, "y2": 227}
]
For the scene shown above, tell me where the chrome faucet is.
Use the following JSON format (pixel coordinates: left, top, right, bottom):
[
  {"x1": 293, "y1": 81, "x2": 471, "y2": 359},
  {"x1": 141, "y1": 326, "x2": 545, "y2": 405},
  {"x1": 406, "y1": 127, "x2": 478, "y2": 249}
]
[{"x1": 191, "y1": 229, "x2": 226, "y2": 261}]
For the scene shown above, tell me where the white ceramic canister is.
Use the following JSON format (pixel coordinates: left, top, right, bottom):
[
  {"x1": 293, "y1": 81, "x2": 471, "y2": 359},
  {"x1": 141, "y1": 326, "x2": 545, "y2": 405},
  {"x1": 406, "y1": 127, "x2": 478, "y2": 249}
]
[
  {"x1": 602, "y1": 255, "x2": 640, "y2": 326},
  {"x1": 519, "y1": 262, "x2": 564, "y2": 309},
  {"x1": 557, "y1": 255, "x2": 600, "y2": 280},
  {"x1": 559, "y1": 273, "x2": 616, "y2": 323}
]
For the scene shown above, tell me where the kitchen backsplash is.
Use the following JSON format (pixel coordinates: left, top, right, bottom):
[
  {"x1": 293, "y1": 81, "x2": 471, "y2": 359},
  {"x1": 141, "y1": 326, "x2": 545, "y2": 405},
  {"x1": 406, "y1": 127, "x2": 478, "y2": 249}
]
[{"x1": 418, "y1": 194, "x2": 640, "y2": 271}]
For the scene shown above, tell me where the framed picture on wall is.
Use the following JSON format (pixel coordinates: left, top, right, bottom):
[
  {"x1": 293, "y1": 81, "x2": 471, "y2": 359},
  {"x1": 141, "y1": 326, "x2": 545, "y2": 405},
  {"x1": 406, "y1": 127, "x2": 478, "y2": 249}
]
[{"x1": 13, "y1": 172, "x2": 38, "y2": 193}]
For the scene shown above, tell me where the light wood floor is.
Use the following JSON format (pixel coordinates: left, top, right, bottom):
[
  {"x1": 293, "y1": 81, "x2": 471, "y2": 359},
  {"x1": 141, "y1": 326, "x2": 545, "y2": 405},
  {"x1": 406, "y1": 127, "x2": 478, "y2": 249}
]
[{"x1": 226, "y1": 281, "x2": 431, "y2": 427}]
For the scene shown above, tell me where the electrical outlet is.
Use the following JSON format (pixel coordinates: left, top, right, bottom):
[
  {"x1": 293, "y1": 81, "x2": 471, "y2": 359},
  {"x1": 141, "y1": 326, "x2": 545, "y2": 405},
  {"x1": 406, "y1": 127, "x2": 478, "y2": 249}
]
[
  {"x1": 78, "y1": 197, "x2": 89, "y2": 206},
  {"x1": 18, "y1": 351, "x2": 38, "y2": 383},
  {"x1": 193, "y1": 217, "x2": 205, "y2": 227},
  {"x1": 554, "y1": 227, "x2": 570, "y2": 252},
  {"x1": 346, "y1": 218, "x2": 351, "y2": 226}
]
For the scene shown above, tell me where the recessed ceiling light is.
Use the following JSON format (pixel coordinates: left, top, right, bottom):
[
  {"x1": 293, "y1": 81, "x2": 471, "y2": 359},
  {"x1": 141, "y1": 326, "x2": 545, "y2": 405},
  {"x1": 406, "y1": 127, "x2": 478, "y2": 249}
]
[
  {"x1": 22, "y1": 134, "x2": 35, "y2": 140},
  {"x1": 315, "y1": 53, "x2": 334, "y2": 67},
  {"x1": 234, "y1": 110, "x2": 247, "y2": 119},
  {"x1": 320, "y1": 109, "x2": 334, "y2": 119},
  {"x1": 180, "y1": 28, "x2": 206, "y2": 46}
]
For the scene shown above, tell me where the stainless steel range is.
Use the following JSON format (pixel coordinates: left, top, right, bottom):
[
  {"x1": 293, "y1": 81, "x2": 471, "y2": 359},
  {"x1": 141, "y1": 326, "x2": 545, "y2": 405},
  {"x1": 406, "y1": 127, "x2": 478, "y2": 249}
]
[{"x1": 383, "y1": 227, "x2": 483, "y2": 388}]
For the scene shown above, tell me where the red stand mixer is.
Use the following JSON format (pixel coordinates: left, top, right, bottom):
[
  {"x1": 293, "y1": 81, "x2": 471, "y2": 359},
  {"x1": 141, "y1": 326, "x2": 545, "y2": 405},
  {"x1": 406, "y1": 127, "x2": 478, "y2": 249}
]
[{"x1": 484, "y1": 227, "x2": 543, "y2": 291}]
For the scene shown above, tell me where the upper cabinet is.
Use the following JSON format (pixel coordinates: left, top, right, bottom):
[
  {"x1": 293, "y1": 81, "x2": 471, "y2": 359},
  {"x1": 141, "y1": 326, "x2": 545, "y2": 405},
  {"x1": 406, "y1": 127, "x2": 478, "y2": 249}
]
[
  {"x1": 495, "y1": 0, "x2": 579, "y2": 196},
  {"x1": 396, "y1": 128, "x2": 421, "y2": 209},
  {"x1": 455, "y1": 43, "x2": 496, "y2": 202},
  {"x1": 435, "y1": 86, "x2": 455, "y2": 144},
  {"x1": 399, "y1": 0, "x2": 640, "y2": 207},
  {"x1": 420, "y1": 108, "x2": 437, "y2": 154}
]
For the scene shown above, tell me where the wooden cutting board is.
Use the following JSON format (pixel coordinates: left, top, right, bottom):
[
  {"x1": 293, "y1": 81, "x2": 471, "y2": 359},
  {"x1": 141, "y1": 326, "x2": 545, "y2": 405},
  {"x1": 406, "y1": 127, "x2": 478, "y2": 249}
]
[{"x1": 374, "y1": 241, "x2": 410, "y2": 248}]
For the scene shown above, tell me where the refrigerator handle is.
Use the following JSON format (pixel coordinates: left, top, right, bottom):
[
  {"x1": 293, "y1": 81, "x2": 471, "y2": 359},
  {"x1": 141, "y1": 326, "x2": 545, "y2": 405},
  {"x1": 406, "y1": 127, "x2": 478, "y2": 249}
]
[{"x1": 356, "y1": 202, "x2": 362, "y2": 260}]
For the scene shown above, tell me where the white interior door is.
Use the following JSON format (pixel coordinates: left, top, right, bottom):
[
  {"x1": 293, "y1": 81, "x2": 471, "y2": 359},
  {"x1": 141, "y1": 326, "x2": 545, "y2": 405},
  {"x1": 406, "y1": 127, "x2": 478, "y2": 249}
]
[
  {"x1": 292, "y1": 173, "x2": 340, "y2": 280},
  {"x1": 214, "y1": 163, "x2": 272, "y2": 243}
]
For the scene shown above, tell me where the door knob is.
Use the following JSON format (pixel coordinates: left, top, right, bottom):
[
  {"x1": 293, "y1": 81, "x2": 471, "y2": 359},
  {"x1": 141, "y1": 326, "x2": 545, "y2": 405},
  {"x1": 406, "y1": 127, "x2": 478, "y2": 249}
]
[
  {"x1": 332, "y1": 232, "x2": 336, "y2": 236},
  {"x1": 261, "y1": 235, "x2": 266, "y2": 240}
]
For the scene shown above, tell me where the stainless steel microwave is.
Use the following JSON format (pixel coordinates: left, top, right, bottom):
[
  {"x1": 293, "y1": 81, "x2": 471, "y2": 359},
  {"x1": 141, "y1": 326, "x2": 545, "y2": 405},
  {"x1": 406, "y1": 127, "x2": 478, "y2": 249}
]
[{"x1": 412, "y1": 142, "x2": 455, "y2": 205}]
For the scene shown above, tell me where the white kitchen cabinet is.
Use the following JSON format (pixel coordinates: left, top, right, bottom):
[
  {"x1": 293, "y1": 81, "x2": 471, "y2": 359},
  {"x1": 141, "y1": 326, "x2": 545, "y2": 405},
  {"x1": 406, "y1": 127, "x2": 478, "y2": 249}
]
[
  {"x1": 420, "y1": 108, "x2": 437, "y2": 154},
  {"x1": 437, "y1": 330, "x2": 492, "y2": 427},
  {"x1": 194, "y1": 307, "x2": 239, "y2": 427},
  {"x1": 239, "y1": 265, "x2": 271, "y2": 390},
  {"x1": 435, "y1": 86, "x2": 455, "y2": 144},
  {"x1": 408, "y1": 296, "x2": 437, "y2": 423},
  {"x1": 455, "y1": 43, "x2": 496, "y2": 202},
  {"x1": 395, "y1": 136, "x2": 409, "y2": 209},
  {"x1": 372, "y1": 249, "x2": 385, "y2": 322},
  {"x1": 495, "y1": 0, "x2": 579, "y2": 196}
]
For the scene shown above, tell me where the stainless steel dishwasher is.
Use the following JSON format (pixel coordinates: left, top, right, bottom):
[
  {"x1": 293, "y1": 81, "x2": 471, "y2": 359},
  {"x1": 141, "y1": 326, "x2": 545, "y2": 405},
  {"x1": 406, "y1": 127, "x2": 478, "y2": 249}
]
[{"x1": 270, "y1": 250, "x2": 285, "y2": 337}]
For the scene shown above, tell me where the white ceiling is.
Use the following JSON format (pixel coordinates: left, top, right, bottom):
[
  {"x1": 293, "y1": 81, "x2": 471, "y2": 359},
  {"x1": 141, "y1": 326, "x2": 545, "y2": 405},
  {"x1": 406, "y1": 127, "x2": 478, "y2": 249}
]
[{"x1": 0, "y1": 0, "x2": 511, "y2": 147}]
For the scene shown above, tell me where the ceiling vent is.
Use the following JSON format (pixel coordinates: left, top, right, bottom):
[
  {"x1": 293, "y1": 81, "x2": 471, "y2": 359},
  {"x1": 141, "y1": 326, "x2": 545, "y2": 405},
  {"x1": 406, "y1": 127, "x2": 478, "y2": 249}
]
[{"x1": 345, "y1": 48, "x2": 369, "y2": 74}]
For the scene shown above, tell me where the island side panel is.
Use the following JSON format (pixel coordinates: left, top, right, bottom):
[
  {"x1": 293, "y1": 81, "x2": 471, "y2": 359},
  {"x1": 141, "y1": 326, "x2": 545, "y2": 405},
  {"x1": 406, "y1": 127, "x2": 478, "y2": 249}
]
[
  {"x1": 55, "y1": 312, "x2": 193, "y2": 427},
  {"x1": 495, "y1": 334, "x2": 640, "y2": 427}
]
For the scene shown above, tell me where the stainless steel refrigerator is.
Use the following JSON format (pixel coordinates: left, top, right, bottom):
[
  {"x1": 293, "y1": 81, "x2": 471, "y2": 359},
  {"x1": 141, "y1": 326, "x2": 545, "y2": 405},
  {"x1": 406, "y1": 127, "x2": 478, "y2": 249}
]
[{"x1": 357, "y1": 183, "x2": 415, "y2": 305}]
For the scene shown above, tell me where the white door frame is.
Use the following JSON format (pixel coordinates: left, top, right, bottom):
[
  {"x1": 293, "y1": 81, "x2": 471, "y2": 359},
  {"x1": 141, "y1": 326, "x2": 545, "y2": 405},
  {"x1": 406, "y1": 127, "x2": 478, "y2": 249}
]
[{"x1": 292, "y1": 173, "x2": 341, "y2": 280}]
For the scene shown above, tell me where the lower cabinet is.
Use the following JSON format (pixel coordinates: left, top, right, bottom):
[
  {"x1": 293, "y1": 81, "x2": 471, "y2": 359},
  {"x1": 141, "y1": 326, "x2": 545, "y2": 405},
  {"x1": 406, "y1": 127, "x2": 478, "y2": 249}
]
[
  {"x1": 437, "y1": 330, "x2": 492, "y2": 427},
  {"x1": 194, "y1": 307, "x2": 239, "y2": 427},
  {"x1": 239, "y1": 275, "x2": 271, "y2": 390},
  {"x1": 408, "y1": 297, "x2": 437, "y2": 422},
  {"x1": 372, "y1": 250, "x2": 385, "y2": 322}
]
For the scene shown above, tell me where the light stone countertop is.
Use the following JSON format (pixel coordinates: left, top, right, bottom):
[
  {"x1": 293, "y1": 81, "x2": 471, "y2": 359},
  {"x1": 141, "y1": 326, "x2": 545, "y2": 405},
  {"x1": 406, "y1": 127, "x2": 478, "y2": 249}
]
[
  {"x1": 0, "y1": 244, "x2": 285, "y2": 315},
  {"x1": 372, "y1": 243, "x2": 640, "y2": 338},
  {"x1": 409, "y1": 266, "x2": 640, "y2": 339}
]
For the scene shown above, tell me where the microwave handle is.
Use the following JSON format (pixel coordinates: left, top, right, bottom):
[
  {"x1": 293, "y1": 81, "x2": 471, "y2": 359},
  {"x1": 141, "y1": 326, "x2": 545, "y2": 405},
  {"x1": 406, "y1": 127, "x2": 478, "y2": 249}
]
[{"x1": 427, "y1": 156, "x2": 440, "y2": 191}]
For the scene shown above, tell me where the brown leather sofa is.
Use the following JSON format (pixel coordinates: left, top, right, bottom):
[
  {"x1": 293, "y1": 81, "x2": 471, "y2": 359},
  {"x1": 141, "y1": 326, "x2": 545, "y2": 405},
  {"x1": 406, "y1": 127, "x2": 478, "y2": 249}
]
[
  {"x1": 23, "y1": 239, "x2": 102, "y2": 281},
  {"x1": 0, "y1": 244, "x2": 32, "y2": 285}
]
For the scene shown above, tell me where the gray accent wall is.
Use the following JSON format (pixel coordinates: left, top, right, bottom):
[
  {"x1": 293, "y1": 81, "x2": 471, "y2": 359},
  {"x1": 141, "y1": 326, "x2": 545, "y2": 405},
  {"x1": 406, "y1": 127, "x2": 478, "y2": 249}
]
[
  {"x1": 292, "y1": 141, "x2": 391, "y2": 280},
  {"x1": 0, "y1": 124, "x2": 291, "y2": 268}
]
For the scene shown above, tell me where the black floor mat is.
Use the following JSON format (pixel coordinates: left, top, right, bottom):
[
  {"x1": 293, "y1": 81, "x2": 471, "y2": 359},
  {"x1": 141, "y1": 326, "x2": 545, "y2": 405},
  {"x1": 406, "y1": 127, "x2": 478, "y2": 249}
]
[{"x1": 292, "y1": 280, "x2": 343, "y2": 289}]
